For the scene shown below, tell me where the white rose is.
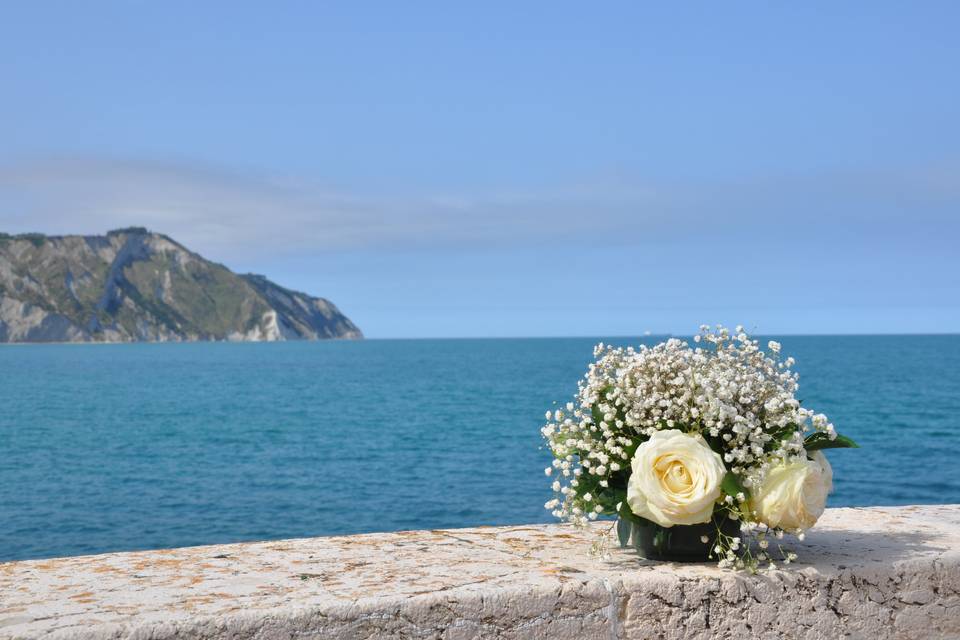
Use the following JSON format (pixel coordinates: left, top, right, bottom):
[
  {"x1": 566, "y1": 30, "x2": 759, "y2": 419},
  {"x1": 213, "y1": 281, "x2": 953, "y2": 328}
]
[
  {"x1": 754, "y1": 452, "x2": 833, "y2": 531},
  {"x1": 626, "y1": 429, "x2": 727, "y2": 527}
]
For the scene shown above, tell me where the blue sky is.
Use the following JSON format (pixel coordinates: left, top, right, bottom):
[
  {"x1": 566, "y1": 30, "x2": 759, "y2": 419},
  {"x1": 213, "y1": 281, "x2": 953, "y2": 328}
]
[{"x1": 1, "y1": 2, "x2": 958, "y2": 336}]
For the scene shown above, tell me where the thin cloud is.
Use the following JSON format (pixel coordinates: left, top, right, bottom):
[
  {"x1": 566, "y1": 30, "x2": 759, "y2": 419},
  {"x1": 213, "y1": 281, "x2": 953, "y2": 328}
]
[{"x1": 0, "y1": 156, "x2": 956, "y2": 264}]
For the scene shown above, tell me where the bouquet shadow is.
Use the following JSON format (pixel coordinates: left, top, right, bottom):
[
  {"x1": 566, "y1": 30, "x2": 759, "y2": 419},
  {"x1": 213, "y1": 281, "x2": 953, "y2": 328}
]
[{"x1": 606, "y1": 522, "x2": 945, "y2": 569}]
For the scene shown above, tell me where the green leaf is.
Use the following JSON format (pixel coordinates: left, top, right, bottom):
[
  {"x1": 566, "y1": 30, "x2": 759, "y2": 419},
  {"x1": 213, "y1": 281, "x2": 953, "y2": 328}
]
[
  {"x1": 617, "y1": 497, "x2": 642, "y2": 524},
  {"x1": 616, "y1": 517, "x2": 632, "y2": 548},
  {"x1": 591, "y1": 384, "x2": 614, "y2": 426},
  {"x1": 804, "y1": 432, "x2": 859, "y2": 451},
  {"x1": 721, "y1": 471, "x2": 749, "y2": 499},
  {"x1": 704, "y1": 432, "x2": 726, "y2": 456},
  {"x1": 591, "y1": 404, "x2": 604, "y2": 427},
  {"x1": 596, "y1": 487, "x2": 626, "y2": 512},
  {"x1": 769, "y1": 423, "x2": 800, "y2": 442},
  {"x1": 623, "y1": 438, "x2": 641, "y2": 459},
  {"x1": 762, "y1": 424, "x2": 802, "y2": 453}
]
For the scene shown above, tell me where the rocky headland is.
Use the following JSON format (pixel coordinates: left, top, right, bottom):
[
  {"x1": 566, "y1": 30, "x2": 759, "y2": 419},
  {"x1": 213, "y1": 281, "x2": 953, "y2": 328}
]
[{"x1": 0, "y1": 228, "x2": 362, "y2": 343}]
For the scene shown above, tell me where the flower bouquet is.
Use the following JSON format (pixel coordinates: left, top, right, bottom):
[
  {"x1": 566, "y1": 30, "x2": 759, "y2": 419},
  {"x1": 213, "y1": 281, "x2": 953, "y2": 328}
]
[{"x1": 542, "y1": 325, "x2": 857, "y2": 570}]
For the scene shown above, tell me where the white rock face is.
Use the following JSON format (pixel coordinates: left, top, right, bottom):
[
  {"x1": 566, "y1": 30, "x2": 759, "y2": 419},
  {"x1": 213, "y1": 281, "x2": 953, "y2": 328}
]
[
  {"x1": 0, "y1": 505, "x2": 958, "y2": 639},
  {"x1": 0, "y1": 296, "x2": 88, "y2": 342},
  {"x1": 0, "y1": 231, "x2": 362, "y2": 342},
  {"x1": 226, "y1": 311, "x2": 294, "y2": 341}
]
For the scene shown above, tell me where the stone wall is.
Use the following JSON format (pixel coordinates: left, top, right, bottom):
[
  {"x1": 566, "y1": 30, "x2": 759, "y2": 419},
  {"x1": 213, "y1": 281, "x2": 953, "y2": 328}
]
[{"x1": 1, "y1": 505, "x2": 958, "y2": 639}]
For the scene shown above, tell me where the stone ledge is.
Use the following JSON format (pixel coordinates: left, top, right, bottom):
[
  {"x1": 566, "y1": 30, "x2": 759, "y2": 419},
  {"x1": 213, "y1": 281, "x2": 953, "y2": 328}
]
[{"x1": 1, "y1": 505, "x2": 959, "y2": 639}]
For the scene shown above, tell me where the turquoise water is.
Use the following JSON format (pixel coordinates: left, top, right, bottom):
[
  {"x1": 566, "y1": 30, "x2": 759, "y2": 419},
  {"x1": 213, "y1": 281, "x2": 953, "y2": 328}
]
[{"x1": 1, "y1": 335, "x2": 958, "y2": 562}]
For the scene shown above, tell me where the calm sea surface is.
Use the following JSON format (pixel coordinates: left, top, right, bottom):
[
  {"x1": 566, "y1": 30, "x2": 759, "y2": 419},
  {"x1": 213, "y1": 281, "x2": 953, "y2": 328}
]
[{"x1": 1, "y1": 335, "x2": 958, "y2": 562}]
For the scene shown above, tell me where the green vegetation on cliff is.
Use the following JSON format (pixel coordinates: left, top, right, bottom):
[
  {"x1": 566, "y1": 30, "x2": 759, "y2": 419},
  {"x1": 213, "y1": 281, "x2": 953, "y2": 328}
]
[{"x1": 0, "y1": 228, "x2": 362, "y2": 343}]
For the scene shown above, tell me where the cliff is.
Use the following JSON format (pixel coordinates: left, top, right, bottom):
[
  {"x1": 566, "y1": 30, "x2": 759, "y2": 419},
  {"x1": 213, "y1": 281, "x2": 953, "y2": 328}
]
[{"x1": 0, "y1": 228, "x2": 362, "y2": 342}]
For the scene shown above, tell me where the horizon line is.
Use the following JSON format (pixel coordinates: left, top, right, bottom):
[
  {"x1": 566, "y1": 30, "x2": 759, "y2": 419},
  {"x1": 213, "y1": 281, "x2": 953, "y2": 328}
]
[
  {"x1": 360, "y1": 331, "x2": 960, "y2": 340},
  {"x1": 1, "y1": 331, "x2": 957, "y2": 346}
]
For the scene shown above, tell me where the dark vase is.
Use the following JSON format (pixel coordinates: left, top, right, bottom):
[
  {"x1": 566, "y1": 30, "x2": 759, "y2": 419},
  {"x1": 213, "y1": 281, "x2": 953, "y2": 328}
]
[{"x1": 617, "y1": 515, "x2": 740, "y2": 562}]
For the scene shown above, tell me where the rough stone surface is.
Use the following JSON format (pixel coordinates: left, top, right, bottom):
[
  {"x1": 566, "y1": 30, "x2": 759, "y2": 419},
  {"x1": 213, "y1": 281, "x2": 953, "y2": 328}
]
[{"x1": 1, "y1": 505, "x2": 958, "y2": 639}]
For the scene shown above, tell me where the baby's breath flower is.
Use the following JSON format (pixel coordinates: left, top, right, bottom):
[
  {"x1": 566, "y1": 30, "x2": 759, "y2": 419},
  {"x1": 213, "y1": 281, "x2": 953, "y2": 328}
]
[{"x1": 541, "y1": 324, "x2": 837, "y2": 571}]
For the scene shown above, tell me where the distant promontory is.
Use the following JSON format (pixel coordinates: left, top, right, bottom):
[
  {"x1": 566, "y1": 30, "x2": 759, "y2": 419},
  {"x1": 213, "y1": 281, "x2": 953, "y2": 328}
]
[{"x1": 0, "y1": 228, "x2": 362, "y2": 343}]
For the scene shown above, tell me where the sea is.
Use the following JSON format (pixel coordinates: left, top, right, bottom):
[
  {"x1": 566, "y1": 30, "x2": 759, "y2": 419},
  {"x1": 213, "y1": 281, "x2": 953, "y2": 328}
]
[{"x1": 1, "y1": 335, "x2": 958, "y2": 562}]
